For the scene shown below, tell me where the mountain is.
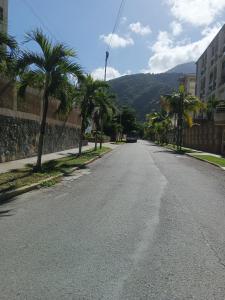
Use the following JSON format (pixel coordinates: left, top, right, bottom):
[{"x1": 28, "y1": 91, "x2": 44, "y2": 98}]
[
  {"x1": 166, "y1": 62, "x2": 196, "y2": 74},
  {"x1": 109, "y1": 72, "x2": 181, "y2": 121},
  {"x1": 109, "y1": 62, "x2": 196, "y2": 121}
]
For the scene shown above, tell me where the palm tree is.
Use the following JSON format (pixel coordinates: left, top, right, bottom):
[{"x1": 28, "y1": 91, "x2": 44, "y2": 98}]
[
  {"x1": 93, "y1": 87, "x2": 116, "y2": 149},
  {"x1": 0, "y1": 31, "x2": 17, "y2": 63},
  {"x1": 17, "y1": 29, "x2": 83, "y2": 171},
  {"x1": 0, "y1": 32, "x2": 20, "y2": 97},
  {"x1": 78, "y1": 75, "x2": 108, "y2": 154},
  {"x1": 145, "y1": 111, "x2": 172, "y2": 144},
  {"x1": 205, "y1": 96, "x2": 220, "y2": 121},
  {"x1": 161, "y1": 85, "x2": 202, "y2": 150}
]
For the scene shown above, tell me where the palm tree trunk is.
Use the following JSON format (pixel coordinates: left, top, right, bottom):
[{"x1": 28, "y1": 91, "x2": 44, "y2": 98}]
[
  {"x1": 100, "y1": 116, "x2": 103, "y2": 149},
  {"x1": 36, "y1": 92, "x2": 49, "y2": 171},
  {"x1": 94, "y1": 131, "x2": 98, "y2": 150},
  {"x1": 78, "y1": 124, "x2": 84, "y2": 156}
]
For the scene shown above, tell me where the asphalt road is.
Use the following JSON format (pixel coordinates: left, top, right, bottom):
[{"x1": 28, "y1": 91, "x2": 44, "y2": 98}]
[{"x1": 0, "y1": 141, "x2": 225, "y2": 300}]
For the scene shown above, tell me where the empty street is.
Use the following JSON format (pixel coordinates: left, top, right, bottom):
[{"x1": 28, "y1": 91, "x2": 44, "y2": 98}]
[{"x1": 0, "y1": 141, "x2": 225, "y2": 299}]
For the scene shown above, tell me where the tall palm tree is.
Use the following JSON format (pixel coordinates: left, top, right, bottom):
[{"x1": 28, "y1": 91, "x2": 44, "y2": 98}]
[
  {"x1": 18, "y1": 29, "x2": 83, "y2": 171},
  {"x1": 78, "y1": 75, "x2": 108, "y2": 154},
  {"x1": 161, "y1": 85, "x2": 202, "y2": 150},
  {"x1": 93, "y1": 87, "x2": 116, "y2": 149}
]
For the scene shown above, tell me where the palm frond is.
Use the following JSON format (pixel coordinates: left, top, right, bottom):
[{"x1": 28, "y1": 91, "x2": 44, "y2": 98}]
[
  {"x1": 24, "y1": 29, "x2": 52, "y2": 60},
  {"x1": 18, "y1": 51, "x2": 45, "y2": 71},
  {"x1": 0, "y1": 32, "x2": 17, "y2": 50},
  {"x1": 17, "y1": 70, "x2": 45, "y2": 98}
]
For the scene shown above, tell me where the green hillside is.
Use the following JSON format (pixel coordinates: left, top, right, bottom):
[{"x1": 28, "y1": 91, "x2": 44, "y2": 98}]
[{"x1": 109, "y1": 72, "x2": 182, "y2": 121}]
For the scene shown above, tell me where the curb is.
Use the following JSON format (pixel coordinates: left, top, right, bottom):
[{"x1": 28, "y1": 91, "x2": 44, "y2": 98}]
[
  {"x1": 0, "y1": 174, "x2": 62, "y2": 203},
  {"x1": 186, "y1": 153, "x2": 225, "y2": 171},
  {"x1": 0, "y1": 149, "x2": 112, "y2": 203},
  {"x1": 159, "y1": 144, "x2": 225, "y2": 171}
]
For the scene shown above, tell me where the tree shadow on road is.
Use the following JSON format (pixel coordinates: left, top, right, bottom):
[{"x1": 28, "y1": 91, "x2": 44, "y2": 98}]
[{"x1": 0, "y1": 209, "x2": 13, "y2": 217}]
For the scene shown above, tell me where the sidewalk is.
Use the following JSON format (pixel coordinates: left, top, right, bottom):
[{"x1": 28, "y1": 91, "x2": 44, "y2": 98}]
[
  {"x1": 0, "y1": 143, "x2": 95, "y2": 174},
  {"x1": 0, "y1": 142, "x2": 119, "y2": 174},
  {"x1": 165, "y1": 144, "x2": 225, "y2": 170}
]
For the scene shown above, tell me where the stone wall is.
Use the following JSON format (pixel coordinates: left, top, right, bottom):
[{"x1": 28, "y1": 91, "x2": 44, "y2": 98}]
[
  {"x1": 0, "y1": 115, "x2": 80, "y2": 162},
  {"x1": 182, "y1": 121, "x2": 225, "y2": 155},
  {"x1": 0, "y1": 77, "x2": 82, "y2": 163}
]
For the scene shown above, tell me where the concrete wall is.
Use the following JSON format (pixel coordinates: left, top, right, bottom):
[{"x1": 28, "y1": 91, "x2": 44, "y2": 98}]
[
  {"x1": 182, "y1": 121, "x2": 225, "y2": 155},
  {"x1": 0, "y1": 77, "x2": 82, "y2": 162}
]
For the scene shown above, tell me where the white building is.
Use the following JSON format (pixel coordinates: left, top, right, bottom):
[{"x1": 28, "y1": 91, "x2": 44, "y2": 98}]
[
  {"x1": 196, "y1": 25, "x2": 225, "y2": 103},
  {"x1": 180, "y1": 74, "x2": 196, "y2": 96},
  {"x1": 0, "y1": 0, "x2": 8, "y2": 33}
]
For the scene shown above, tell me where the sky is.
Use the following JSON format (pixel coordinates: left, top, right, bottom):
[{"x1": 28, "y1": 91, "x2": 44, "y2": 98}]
[{"x1": 8, "y1": 0, "x2": 225, "y2": 80}]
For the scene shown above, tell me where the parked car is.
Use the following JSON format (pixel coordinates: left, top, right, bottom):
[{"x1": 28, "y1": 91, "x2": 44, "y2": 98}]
[{"x1": 126, "y1": 131, "x2": 138, "y2": 143}]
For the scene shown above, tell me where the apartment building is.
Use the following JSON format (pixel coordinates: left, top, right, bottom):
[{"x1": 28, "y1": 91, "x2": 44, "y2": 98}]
[
  {"x1": 180, "y1": 74, "x2": 196, "y2": 96},
  {"x1": 196, "y1": 25, "x2": 225, "y2": 103},
  {"x1": 0, "y1": 0, "x2": 8, "y2": 33}
]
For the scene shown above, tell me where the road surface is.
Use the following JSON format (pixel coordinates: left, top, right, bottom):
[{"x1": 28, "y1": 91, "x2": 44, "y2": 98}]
[{"x1": 0, "y1": 141, "x2": 225, "y2": 299}]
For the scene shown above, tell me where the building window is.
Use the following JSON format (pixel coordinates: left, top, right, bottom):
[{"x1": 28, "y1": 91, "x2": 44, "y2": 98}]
[
  {"x1": 0, "y1": 7, "x2": 3, "y2": 23},
  {"x1": 221, "y1": 61, "x2": 225, "y2": 85}
]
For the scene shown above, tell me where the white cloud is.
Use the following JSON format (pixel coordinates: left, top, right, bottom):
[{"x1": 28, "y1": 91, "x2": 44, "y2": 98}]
[
  {"x1": 167, "y1": 0, "x2": 225, "y2": 26},
  {"x1": 100, "y1": 33, "x2": 134, "y2": 48},
  {"x1": 121, "y1": 17, "x2": 128, "y2": 24},
  {"x1": 91, "y1": 67, "x2": 131, "y2": 81},
  {"x1": 129, "y1": 22, "x2": 152, "y2": 36},
  {"x1": 145, "y1": 24, "x2": 221, "y2": 73},
  {"x1": 170, "y1": 21, "x2": 183, "y2": 36}
]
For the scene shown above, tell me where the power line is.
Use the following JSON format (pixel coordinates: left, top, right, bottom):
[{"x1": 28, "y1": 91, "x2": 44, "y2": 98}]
[
  {"x1": 21, "y1": 0, "x2": 59, "y2": 42},
  {"x1": 108, "y1": 0, "x2": 126, "y2": 50},
  {"x1": 104, "y1": 0, "x2": 126, "y2": 80}
]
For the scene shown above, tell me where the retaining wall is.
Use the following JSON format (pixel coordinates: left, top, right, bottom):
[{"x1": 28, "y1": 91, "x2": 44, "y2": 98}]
[
  {"x1": 0, "y1": 77, "x2": 82, "y2": 162},
  {"x1": 182, "y1": 121, "x2": 225, "y2": 155}
]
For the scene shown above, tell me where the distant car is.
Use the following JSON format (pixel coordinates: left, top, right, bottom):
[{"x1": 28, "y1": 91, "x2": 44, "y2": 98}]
[{"x1": 126, "y1": 131, "x2": 138, "y2": 143}]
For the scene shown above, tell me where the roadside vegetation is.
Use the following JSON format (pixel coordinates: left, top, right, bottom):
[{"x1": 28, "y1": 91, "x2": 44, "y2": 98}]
[
  {"x1": 0, "y1": 29, "x2": 132, "y2": 173},
  {"x1": 144, "y1": 84, "x2": 203, "y2": 151},
  {"x1": 0, "y1": 147, "x2": 111, "y2": 195},
  {"x1": 190, "y1": 154, "x2": 225, "y2": 168}
]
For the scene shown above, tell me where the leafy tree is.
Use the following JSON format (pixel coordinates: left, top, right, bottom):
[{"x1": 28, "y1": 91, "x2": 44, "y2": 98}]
[
  {"x1": 17, "y1": 29, "x2": 83, "y2": 171},
  {"x1": 120, "y1": 106, "x2": 137, "y2": 135},
  {"x1": 104, "y1": 113, "x2": 123, "y2": 142}
]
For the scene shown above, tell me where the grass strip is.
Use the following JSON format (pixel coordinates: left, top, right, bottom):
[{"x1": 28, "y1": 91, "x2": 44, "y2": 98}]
[
  {"x1": 191, "y1": 154, "x2": 225, "y2": 167},
  {"x1": 164, "y1": 144, "x2": 197, "y2": 154},
  {"x1": 0, "y1": 147, "x2": 111, "y2": 194}
]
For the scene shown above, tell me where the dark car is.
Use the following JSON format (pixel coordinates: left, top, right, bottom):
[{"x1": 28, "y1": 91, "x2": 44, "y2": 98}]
[{"x1": 126, "y1": 131, "x2": 138, "y2": 143}]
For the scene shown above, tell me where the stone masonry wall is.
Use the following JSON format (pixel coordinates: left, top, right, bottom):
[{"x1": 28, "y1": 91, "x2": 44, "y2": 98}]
[
  {"x1": 0, "y1": 115, "x2": 80, "y2": 162},
  {"x1": 0, "y1": 77, "x2": 82, "y2": 163}
]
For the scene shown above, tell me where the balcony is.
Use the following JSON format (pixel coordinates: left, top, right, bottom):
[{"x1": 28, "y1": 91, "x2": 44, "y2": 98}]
[{"x1": 214, "y1": 102, "x2": 225, "y2": 125}]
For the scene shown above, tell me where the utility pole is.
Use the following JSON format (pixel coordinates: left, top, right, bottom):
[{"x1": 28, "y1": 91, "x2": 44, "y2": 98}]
[
  {"x1": 104, "y1": 51, "x2": 109, "y2": 81},
  {"x1": 177, "y1": 92, "x2": 184, "y2": 151},
  {"x1": 100, "y1": 51, "x2": 109, "y2": 149}
]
